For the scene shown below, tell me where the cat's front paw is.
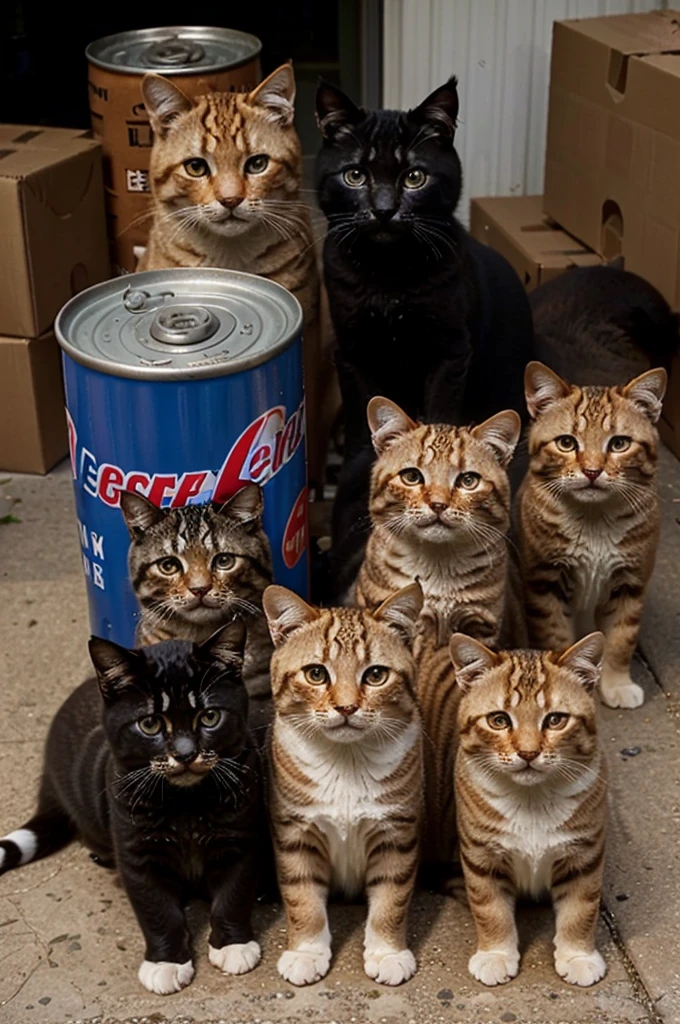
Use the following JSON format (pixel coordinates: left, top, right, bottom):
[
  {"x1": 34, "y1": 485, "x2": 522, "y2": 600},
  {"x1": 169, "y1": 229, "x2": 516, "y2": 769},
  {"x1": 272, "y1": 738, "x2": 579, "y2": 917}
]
[
  {"x1": 555, "y1": 949, "x2": 606, "y2": 987},
  {"x1": 469, "y1": 949, "x2": 519, "y2": 986},
  {"x1": 209, "y1": 940, "x2": 261, "y2": 975},
  {"x1": 278, "y1": 946, "x2": 331, "y2": 986},
  {"x1": 364, "y1": 948, "x2": 416, "y2": 985},
  {"x1": 600, "y1": 670, "x2": 644, "y2": 709},
  {"x1": 138, "y1": 959, "x2": 194, "y2": 995}
]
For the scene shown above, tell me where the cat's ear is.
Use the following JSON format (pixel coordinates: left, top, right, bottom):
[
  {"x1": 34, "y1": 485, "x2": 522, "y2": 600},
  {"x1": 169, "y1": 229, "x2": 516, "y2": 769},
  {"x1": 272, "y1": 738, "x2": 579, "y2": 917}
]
[
  {"x1": 449, "y1": 633, "x2": 499, "y2": 691},
  {"x1": 198, "y1": 618, "x2": 247, "y2": 666},
  {"x1": 367, "y1": 396, "x2": 417, "y2": 454},
  {"x1": 216, "y1": 483, "x2": 264, "y2": 527},
  {"x1": 373, "y1": 582, "x2": 423, "y2": 646},
  {"x1": 89, "y1": 637, "x2": 140, "y2": 700},
  {"x1": 119, "y1": 491, "x2": 164, "y2": 539},
  {"x1": 524, "y1": 361, "x2": 571, "y2": 419},
  {"x1": 263, "y1": 585, "x2": 319, "y2": 646},
  {"x1": 471, "y1": 410, "x2": 521, "y2": 467},
  {"x1": 247, "y1": 63, "x2": 296, "y2": 127},
  {"x1": 410, "y1": 77, "x2": 459, "y2": 139},
  {"x1": 622, "y1": 367, "x2": 668, "y2": 424},
  {"x1": 142, "y1": 74, "x2": 193, "y2": 137},
  {"x1": 316, "y1": 79, "x2": 363, "y2": 138},
  {"x1": 557, "y1": 632, "x2": 605, "y2": 692}
]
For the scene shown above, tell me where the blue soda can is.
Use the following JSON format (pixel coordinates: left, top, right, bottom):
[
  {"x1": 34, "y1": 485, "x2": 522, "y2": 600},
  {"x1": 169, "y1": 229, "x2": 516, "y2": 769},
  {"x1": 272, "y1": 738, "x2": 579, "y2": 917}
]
[{"x1": 55, "y1": 268, "x2": 307, "y2": 646}]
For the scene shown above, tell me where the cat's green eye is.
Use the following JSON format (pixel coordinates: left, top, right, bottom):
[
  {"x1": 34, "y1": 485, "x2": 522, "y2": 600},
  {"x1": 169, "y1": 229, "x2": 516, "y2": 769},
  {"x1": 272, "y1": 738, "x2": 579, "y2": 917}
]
[
  {"x1": 555, "y1": 435, "x2": 578, "y2": 452},
  {"x1": 403, "y1": 168, "x2": 427, "y2": 189},
  {"x1": 543, "y1": 712, "x2": 569, "y2": 730},
  {"x1": 363, "y1": 665, "x2": 390, "y2": 687},
  {"x1": 609, "y1": 435, "x2": 632, "y2": 453},
  {"x1": 399, "y1": 467, "x2": 424, "y2": 486},
  {"x1": 487, "y1": 711, "x2": 512, "y2": 730},
  {"x1": 457, "y1": 471, "x2": 481, "y2": 490},
  {"x1": 244, "y1": 154, "x2": 269, "y2": 175},
  {"x1": 156, "y1": 557, "x2": 182, "y2": 576},
  {"x1": 184, "y1": 158, "x2": 210, "y2": 178},
  {"x1": 343, "y1": 167, "x2": 367, "y2": 187},
  {"x1": 212, "y1": 553, "x2": 236, "y2": 572},
  {"x1": 138, "y1": 715, "x2": 163, "y2": 736},
  {"x1": 304, "y1": 664, "x2": 329, "y2": 685},
  {"x1": 198, "y1": 709, "x2": 222, "y2": 728}
]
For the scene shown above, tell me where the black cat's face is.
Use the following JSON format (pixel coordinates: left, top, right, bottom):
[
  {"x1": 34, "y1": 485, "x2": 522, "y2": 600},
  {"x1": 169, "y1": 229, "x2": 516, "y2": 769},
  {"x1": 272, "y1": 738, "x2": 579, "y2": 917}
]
[
  {"x1": 89, "y1": 620, "x2": 249, "y2": 790},
  {"x1": 315, "y1": 78, "x2": 462, "y2": 251}
]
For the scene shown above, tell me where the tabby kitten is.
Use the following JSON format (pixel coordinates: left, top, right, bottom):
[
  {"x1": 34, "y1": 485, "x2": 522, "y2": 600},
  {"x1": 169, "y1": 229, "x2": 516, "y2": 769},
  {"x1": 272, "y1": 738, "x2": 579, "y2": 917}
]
[
  {"x1": 263, "y1": 583, "x2": 423, "y2": 987},
  {"x1": 140, "y1": 64, "x2": 330, "y2": 488},
  {"x1": 518, "y1": 361, "x2": 667, "y2": 708},
  {"x1": 452, "y1": 631, "x2": 607, "y2": 988},
  {"x1": 355, "y1": 396, "x2": 524, "y2": 648},
  {"x1": 120, "y1": 484, "x2": 273, "y2": 697},
  {"x1": 315, "y1": 76, "x2": 534, "y2": 594},
  {"x1": 0, "y1": 623, "x2": 264, "y2": 995}
]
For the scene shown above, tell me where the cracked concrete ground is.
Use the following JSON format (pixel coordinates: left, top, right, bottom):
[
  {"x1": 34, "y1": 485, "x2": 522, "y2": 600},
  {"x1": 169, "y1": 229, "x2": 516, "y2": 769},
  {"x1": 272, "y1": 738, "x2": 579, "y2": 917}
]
[{"x1": 1, "y1": 448, "x2": 679, "y2": 1024}]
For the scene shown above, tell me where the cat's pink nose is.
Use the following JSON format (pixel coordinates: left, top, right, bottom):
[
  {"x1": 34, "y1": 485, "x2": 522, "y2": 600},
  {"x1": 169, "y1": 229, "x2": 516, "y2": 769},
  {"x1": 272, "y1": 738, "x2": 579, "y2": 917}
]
[
  {"x1": 335, "y1": 703, "x2": 359, "y2": 717},
  {"x1": 582, "y1": 467, "x2": 602, "y2": 482},
  {"x1": 219, "y1": 195, "x2": 244, "y2": 209},
  {"x1": 189, "y1": 585, "x2": 210, "y2": 598},
  {"x1": 518, "y1": 749, "x2": 540, "y2": 763},
  {"x1": 429, "y1": 502, "x2": 447, "y2": 515}
]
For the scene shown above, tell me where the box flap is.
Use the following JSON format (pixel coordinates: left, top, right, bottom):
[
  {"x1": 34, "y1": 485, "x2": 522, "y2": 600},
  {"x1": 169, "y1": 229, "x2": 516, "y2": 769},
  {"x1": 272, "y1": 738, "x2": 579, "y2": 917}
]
[
  {"x1": 561, "y1": 9, "x2": 680, "y2": 56},
  {"x1": 471, "y1": 195, "x2": 597, "y2": 264},
  {"x1": 640, "y1": 51, "x2": 680, "y2": 80},
  {"x1": 0, "y1": 177, "x2": 34, "y2": 335}
]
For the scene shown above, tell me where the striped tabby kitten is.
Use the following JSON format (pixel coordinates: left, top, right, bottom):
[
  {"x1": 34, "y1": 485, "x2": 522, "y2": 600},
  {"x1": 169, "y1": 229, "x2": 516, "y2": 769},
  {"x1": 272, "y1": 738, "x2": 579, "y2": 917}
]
[
  {"x1": 139, "y1": 64, "x2": 329, "y2": 487},
  {"x1": 518, "y1": 361, "x2": 667, "y2": 708},
  {"x1": 263, "y1": 583, "x2": 423, "y2": 987},
  {"x1": 355, "y1": 396, "x2": 523, "y2": 647},
  {"x1": 452, "y1": 631, "x2": 607, "y2": 988},
  {"x1": 120, "y1": 485, "x2": 273, "y2": 697}
]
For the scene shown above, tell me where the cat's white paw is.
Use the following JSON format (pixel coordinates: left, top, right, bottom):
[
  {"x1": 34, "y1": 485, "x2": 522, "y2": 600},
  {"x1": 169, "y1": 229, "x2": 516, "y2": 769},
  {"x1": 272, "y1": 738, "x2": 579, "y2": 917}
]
[
  {"x1": 364, "y1": 948, "x2": 416, "y2": 985},
  {"x1": 555, "y1": 949, "x2": 606, "y2": 987},
  {"x1": 138, "y1": 959, "x2": 194, "y2": 995},
  {"x1": 600, "y1": 670, "x2": 644, "y2": 709},
  {"x1": 278, "y1": 947, "x2": 331, "y2": 986},
  {"x1": 209, "y1": 940, "x2": 261, "y2": 975},
  {"x1": 469, "y1": 949, "x2": 519, "y2": 986}
]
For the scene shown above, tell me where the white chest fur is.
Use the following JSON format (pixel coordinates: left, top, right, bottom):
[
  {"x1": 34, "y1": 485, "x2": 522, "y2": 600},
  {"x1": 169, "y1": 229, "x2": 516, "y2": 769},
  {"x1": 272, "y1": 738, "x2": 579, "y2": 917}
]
[
  {"x1": 279, "y1": 721, "x2": 419, "y2": 897},
  {"x1": 565, "y1": 517, "x2": 626, "y2": 634}
]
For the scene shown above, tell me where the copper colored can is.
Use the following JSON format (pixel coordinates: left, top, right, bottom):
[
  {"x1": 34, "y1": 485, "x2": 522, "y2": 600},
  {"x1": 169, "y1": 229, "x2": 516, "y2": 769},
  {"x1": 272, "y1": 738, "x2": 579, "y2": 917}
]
[{"x1": 86, "y1": 26, "x2": 262, "y2": 274}]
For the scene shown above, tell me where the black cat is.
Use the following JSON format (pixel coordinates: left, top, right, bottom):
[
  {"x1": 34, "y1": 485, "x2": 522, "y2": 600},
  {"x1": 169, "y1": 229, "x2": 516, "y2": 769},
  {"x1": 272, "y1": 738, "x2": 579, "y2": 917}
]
[
  {"x1": 0, "y1": 621, "x2": 264, "y2": 995},
  {"x1": 315, "y1": 77, "x2": 534, "y2": 596}
]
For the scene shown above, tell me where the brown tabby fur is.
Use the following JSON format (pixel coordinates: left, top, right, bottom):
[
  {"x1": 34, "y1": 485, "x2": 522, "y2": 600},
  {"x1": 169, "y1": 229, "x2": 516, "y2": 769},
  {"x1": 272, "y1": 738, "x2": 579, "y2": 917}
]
[
  {"x1": 354, "y1": 397, "x2": 525, "y2": 649},
  {"x1": 139, "y1": 65, "x2": 333, "y2": 486},
  {"x1": 263, "y1": 584, "x2": 423, "y2": 987},
  {"x1": 518, "y1": 361, "x2": 667, "y2": 709},
  {"x1": 452, "y1": 632, "x2": 607, "y2": 988}
]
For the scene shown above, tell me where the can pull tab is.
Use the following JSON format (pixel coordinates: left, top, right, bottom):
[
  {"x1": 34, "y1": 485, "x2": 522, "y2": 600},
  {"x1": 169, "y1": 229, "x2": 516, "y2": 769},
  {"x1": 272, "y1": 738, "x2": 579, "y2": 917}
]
[
  {"x1": 149, "y1": 304, "x2": 219, "y2": 346},
  {"x1": 143, "y1": 35, "x2": 205, "y2": 67},
  {"x1": 123, "y1": 287, "x2": 175, "y2": 314}
]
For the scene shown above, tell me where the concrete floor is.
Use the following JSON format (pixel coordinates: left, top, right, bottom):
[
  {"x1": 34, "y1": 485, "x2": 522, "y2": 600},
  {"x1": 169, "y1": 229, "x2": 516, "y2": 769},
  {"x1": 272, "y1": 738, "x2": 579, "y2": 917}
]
[{"x1": 1, "y1": 451, "x2": 679, "y2": 1024}]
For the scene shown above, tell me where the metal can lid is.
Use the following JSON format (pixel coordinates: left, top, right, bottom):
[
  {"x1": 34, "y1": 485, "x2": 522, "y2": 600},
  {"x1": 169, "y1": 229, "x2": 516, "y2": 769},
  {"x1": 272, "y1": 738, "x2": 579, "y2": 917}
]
[
  {"x1": 86, "y1": 26, "x2": 262, "y2": 76},
  {"x1": 56, "y1": 268, "x2": 303, "y2": 381}
]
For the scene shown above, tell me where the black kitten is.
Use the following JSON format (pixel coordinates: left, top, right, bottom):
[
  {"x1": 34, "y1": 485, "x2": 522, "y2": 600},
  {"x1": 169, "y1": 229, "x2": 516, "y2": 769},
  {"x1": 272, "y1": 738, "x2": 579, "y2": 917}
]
[
  {"x1": 0, "y1": 621, "x2": 264, "y2": 995},
  {"x1": 315, "y1": 77, "x2": 534, "y2": 596}
]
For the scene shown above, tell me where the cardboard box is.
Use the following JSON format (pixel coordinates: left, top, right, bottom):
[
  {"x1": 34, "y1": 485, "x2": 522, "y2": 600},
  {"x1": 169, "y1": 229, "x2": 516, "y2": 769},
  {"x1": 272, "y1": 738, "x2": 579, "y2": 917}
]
[
  {"x1": 544, "y1": 9, "x2": 680, "y2": 308},
  {"x1": 0, "y1": 125, "x2": 110, "y2": 338},
  {"x1": 469, "y1": 195, "x2": 602, "y2": 291},
  {"x1": 0, "y1": 331, "x2": 68, "y2": 474}
]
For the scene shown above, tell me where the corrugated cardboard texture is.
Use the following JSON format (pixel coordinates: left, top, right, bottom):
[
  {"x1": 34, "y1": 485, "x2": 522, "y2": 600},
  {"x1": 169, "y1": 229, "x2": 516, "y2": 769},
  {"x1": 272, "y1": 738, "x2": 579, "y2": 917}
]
[
  {"x1": 469, "y1": 195, "x2": 601, "y2": 291},
  {"x1": 0, "y1": 331, "x2": 67, "y2": 474},
  {"x1": 0, "y1": 125, "x2": 110, "y2": 338}
]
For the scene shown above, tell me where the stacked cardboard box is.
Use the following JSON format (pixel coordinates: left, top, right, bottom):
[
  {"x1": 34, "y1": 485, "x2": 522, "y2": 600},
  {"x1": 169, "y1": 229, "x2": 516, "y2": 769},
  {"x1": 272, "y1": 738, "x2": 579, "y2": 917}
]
[{"x1": 0, "y1": 126, "x2": 109, "y2": 473}]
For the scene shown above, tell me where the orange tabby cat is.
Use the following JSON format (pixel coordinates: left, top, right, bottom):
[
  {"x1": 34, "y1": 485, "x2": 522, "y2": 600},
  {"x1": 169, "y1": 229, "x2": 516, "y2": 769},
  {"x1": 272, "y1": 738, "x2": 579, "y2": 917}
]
[
  {"x1": 139, "y1": 64, "x2": 331, "y2": 488},
  {"x1": 452, "y1": 631, "x2": 607, "y2": 988},
  {"x1": 263, "y1": 583, "x2": 423, "y2": 987},
  {"x1": 354, "y1": 396, "x2": 524, "y2": 648},
  {"x1": 518, "y1": 361, "x2": 667, "y2": 708}
]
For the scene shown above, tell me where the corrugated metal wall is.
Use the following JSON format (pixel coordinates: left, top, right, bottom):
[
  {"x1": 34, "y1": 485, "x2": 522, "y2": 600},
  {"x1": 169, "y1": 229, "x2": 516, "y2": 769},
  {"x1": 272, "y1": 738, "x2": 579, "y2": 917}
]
[{"x1": 383, "y1": 0, "x2": 667, "y2": 224}]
